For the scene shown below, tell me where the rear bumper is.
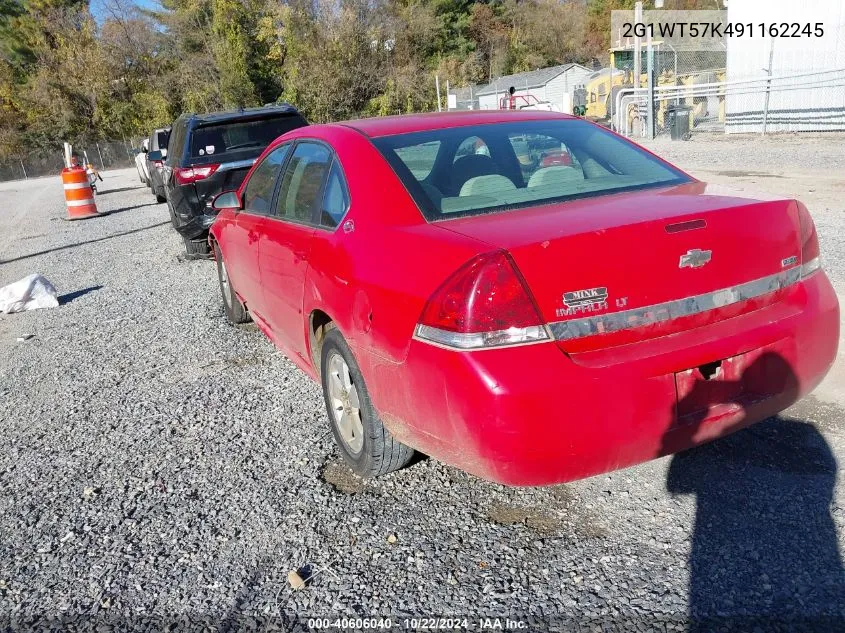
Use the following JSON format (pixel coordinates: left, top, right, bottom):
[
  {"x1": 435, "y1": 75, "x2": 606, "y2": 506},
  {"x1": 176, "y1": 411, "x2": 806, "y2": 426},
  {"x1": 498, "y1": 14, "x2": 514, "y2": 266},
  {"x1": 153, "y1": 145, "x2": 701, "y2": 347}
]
[
  {"x1": 174, "y1": 210, "x2": 217, "y2": 240},
  {"x1": 171, "y1": 185, "x2": 217, "y2": 240},
  {"x1": 367, "y1": 271, "x2": 839, "y2": 486}
]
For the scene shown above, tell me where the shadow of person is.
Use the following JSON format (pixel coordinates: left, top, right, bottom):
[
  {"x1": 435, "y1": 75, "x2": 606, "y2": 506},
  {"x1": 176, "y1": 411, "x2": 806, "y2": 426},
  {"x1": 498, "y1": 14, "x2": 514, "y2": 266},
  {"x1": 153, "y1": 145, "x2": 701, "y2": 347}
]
[{"x1": 664, "y1": 352, "x2": 844, "y2": 631}]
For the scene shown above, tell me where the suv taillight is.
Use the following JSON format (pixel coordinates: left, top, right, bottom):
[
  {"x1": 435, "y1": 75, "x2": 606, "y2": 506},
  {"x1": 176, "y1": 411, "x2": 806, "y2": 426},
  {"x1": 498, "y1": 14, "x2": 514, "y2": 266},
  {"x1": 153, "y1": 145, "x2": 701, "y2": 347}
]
[
  {"x1": 797, "y1": 202, "x2": 821, "y2": 277},
  {"x1": 174, "y1": 164, "x2": 220, "y2": 185},
  {"x1": 415, "y1": 251, "x2": 549, "y2": 350}
]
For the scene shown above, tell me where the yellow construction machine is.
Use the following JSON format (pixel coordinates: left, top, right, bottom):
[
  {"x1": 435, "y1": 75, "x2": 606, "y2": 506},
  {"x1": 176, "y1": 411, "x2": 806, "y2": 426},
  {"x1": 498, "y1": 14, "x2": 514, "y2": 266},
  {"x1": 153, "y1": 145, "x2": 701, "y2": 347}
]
[{"x1": 580, "y1": 44, "x2": 725, "y2": 132}]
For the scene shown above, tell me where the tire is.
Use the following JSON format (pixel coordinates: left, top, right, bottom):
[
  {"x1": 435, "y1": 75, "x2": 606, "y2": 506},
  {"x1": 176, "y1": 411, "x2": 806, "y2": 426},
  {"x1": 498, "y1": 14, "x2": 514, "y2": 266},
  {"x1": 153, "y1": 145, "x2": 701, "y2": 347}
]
[
  {"x1": 183, "y1": 236, "x2": 211, "y2": 258},
  {"x1": 214, "y1": 243, "x2": 249, "y2": 323},
  {"x1": 320, "y1": 328, "x2": 414, "y2": 477}
]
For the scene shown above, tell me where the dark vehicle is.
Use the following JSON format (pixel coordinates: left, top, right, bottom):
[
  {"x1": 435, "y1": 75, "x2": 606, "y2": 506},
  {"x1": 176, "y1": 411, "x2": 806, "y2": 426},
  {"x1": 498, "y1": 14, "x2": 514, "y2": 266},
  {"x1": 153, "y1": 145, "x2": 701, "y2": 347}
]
[
  {"x1": 152, "y1": 104, "x2": 308, "y2": 257},
  {"x1": 146, "y1": 127, "x2": 171, "y2": 203}
]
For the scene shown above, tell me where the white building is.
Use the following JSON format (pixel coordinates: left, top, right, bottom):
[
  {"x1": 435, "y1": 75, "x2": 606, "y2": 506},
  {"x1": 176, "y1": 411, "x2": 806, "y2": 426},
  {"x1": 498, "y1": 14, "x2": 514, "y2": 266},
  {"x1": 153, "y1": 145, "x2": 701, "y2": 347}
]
[
  {"x1": 725, "y1": 0, "x2": 845, "y2": 133},
  {"x1": 475, "y1": 63, "x2": 593, "y2": 114}
]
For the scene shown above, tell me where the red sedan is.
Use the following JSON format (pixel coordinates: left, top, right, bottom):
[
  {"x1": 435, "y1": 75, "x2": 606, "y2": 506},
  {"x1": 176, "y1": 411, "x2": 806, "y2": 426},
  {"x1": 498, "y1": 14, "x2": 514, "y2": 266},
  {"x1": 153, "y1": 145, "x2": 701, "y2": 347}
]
[{"x1": 208, "y1": 111, "x2": 839, "y2": 486}]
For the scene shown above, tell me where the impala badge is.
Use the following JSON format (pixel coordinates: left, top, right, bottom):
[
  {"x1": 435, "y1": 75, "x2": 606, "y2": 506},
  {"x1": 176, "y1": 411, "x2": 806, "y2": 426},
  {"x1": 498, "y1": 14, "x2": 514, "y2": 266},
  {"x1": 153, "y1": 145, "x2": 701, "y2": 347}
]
[
  {"x1": 557, "y1": 287, "x2": 609, "y2": 318},
  {"x1": 679, "y1": 249, "x2": 712, "y2": 269}
]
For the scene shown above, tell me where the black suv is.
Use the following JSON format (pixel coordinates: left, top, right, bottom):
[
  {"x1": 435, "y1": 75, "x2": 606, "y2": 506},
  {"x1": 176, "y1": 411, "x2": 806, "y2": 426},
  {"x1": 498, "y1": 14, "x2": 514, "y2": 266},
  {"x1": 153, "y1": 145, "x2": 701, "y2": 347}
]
[{"x1": 153, "y1": 104, "x2": 308, "y2": 256}]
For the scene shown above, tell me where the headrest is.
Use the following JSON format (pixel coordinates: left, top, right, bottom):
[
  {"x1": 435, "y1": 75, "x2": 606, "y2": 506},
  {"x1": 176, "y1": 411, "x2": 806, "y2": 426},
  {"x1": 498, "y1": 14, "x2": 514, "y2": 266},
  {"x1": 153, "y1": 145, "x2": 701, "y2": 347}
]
[
  {"x1": 459, "y1": 174, "x2": 517, "y2": 197},
  {"x1": 527, "y1": 166, "x2": 583, "y2": 188}
]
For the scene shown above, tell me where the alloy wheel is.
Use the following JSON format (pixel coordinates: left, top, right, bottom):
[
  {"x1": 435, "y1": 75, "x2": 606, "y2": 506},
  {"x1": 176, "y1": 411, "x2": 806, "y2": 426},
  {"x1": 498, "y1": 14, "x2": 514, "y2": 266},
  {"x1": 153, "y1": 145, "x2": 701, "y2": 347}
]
[{"x1": 326, "y1": 352, "x2": 364, "y2": 455}]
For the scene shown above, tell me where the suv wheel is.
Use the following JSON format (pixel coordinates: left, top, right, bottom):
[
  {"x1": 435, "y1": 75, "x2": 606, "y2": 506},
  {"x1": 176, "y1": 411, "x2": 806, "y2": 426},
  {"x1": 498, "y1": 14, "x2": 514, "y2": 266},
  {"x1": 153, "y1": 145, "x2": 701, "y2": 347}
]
[
  {"x1": 183, "y1": 236, "x2": 211, "y2": 259},
  {"x1": 214, "y1": 243, "x2": 249, "y2": 323},
  {"x1": 320, "y1": 328, "x2": 414, "y2": 477}
]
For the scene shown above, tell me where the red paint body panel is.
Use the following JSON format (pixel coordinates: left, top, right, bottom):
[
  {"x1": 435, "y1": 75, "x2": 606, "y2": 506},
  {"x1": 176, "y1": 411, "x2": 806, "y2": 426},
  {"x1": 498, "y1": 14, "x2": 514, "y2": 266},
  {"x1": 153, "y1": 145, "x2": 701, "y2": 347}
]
[
  {"x1": 362, "y1": 272, "x2": 838, "y2": 485},
  {"x1": 437, "y1": 182, "x2": 804, "y2": 352},
  {"x1": 210, "y1": 111, "x2": 839, "y2": 486}
]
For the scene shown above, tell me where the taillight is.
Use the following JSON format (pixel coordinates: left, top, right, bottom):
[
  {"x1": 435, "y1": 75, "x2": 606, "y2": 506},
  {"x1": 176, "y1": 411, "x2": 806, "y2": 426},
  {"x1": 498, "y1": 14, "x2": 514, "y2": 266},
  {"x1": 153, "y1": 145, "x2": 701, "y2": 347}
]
[
  {"x1": 797, "y1": 201, "x2": 821, "y2": 277},
  {"x1": 174, "y1": 164, "x2": 220, "y2": 185},
  {"x1": 415, "y1": 251, "x2": 549, "y2": 350}
]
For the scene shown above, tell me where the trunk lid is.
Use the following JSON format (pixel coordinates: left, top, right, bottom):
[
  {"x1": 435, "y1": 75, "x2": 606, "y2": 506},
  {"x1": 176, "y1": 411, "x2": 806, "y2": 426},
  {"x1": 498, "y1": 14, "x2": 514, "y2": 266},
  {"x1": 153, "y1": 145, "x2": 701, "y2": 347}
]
[{"x1": 437, "y1": 183, "x2": 803, "y2": 353}]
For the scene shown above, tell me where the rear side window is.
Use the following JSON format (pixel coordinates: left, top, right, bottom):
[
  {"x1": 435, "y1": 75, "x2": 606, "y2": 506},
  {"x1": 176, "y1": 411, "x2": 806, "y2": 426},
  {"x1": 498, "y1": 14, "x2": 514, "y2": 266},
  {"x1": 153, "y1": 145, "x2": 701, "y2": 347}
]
[
  {"x1": 243, "y1": 144, "x2": 291, "y2": 215},
  {"x1": 320, "y1": 161, "x2": 350, "y2": 228},
  {"x1": 190, "y1": 115, "x2": 307, "y2": 159},
  {"x1": 275, "y1": 142, "x2": 331, "y2": 224},
  {"x1": 372, "y1": 119, "x2": 689, "y2": 220},
  {"x1": 165, "y1": 120, "x2": 187, "y2": 166}
]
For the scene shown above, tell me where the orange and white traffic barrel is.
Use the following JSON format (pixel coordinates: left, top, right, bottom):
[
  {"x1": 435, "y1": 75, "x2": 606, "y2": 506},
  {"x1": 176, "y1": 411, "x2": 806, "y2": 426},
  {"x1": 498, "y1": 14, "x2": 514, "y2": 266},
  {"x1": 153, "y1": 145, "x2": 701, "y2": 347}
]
[{"x1": 61, "y1": 166, "x2": 99, "y2": 220}]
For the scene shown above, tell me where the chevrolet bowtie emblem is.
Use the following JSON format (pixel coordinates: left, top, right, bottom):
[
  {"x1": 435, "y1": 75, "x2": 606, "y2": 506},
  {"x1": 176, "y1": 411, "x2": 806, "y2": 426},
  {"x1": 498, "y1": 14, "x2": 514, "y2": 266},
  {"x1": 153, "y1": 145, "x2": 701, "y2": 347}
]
[{"x1": 679, "y1": 249, "x2": 712, "y2": 269}]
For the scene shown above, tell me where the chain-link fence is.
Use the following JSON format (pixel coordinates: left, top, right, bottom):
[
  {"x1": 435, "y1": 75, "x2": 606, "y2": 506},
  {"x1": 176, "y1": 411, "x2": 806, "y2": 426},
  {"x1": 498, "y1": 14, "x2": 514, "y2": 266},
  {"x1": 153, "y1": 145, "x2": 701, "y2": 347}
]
[
  {"x1": 617, "y1": 67, "x2": 845, "y2": 139},
  {"x1": 0, "y1": 139, "x2": 139, "y2": 183},
  {"x1": 608, "y1": 39, "x2": 845, "y2": 139}
]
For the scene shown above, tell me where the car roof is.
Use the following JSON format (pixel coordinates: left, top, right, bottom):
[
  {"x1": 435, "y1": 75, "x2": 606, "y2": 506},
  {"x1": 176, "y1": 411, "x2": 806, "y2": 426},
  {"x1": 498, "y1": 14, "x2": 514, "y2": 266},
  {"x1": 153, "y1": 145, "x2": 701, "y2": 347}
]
[
  {"x1": 182, "y1": 104, "x2": 301, "y2": 126},
  {"x1": 337, "y1": 110, "x2": 576, "y2": 138}
]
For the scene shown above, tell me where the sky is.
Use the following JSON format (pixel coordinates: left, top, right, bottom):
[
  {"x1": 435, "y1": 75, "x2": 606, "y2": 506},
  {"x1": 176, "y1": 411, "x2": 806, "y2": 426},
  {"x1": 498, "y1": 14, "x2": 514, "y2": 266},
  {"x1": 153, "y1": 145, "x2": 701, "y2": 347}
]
[{"x1": 89, "y1": 0, "x2": 161, "y2": 23}]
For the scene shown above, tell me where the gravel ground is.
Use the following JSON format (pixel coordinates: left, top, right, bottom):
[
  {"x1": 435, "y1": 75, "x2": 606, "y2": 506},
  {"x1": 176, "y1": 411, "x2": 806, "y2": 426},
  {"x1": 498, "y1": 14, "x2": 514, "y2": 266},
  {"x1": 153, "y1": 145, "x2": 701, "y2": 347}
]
[{"x1": 0, "y1": 136, "x2": 844, "y2": 632}]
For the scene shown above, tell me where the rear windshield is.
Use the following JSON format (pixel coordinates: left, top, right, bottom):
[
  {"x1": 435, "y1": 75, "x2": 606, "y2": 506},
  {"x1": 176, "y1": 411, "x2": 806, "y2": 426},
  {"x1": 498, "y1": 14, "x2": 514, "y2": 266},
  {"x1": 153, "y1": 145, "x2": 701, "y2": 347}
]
[
  {"x1": 190, "y1": 114, "x2": 307, "y2": 159},
  {"x1": 371, "y1": 119, "x2": 690, "y2": 220}
]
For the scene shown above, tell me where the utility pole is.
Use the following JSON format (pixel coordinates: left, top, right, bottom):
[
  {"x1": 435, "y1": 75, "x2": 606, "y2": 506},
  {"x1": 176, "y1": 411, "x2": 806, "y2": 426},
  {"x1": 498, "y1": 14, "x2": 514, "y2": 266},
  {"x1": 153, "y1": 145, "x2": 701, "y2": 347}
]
[
  {"x1": 435, "y1": 75, "x2": 442, "y2": 112},
  {"x1": 646, "y1": 39, "x2": 655, "y2": 139},
  {"x1": 633, "y1": 1, "x2": 643, "y2": 90},
  {"x1": 761, "y1": 39, "x2": 775, "y2": 135}
]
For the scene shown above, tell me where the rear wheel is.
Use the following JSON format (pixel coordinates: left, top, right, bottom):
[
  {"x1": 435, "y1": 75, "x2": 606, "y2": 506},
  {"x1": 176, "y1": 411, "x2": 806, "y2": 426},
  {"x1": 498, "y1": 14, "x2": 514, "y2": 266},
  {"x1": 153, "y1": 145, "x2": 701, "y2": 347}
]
[
  {"x1": 320, "y1": 328, "x2": 414, "y2": 477},
  {"x1": 183, "y1": 236, "x2": 211, "y2": 259},
  {"x1": 214, "y1": 243, "x2": 249, "y2": 323}
]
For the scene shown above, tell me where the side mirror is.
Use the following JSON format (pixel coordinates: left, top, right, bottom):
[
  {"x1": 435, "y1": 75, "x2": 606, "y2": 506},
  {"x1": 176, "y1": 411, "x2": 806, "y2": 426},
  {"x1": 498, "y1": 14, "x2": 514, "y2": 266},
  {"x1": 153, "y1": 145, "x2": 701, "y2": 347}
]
[
  {"x1": 212, "y1": 191, "x2": 242, "y2": 211},
  {"x1": 147, "y1": 150, "x2": 162, "y2": 161}
]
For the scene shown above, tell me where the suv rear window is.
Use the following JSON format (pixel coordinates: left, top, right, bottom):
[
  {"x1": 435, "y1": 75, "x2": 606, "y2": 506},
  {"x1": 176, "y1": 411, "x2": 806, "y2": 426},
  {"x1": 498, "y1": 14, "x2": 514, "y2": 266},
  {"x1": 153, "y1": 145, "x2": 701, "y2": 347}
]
[
  {"x1": 190, "y1": 115, "x2": 307, "y2": 158},
  {"x1": 372, "y1": 119, "x2": 689, "y2": 221}
]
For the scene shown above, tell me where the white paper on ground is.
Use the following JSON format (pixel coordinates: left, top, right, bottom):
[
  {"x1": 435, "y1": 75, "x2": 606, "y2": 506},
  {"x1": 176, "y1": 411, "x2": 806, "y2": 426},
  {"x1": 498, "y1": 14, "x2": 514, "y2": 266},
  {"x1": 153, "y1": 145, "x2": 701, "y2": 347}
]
[{"x1": 0, "y1": 274, "x2": 59, "y2": 314}]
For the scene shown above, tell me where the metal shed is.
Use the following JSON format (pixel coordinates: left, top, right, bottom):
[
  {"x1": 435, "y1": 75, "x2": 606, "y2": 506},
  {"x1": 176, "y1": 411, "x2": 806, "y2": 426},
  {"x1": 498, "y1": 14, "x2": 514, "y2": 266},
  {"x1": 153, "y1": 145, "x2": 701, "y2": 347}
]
[{"x1": 475, "y1": 63, "x2": 593, "y2": 114}]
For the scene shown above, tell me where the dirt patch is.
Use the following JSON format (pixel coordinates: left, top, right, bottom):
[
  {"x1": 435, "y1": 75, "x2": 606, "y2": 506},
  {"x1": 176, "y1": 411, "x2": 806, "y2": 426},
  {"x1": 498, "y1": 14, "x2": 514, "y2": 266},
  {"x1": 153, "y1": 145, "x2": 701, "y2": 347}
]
[
  {"x1": 321, "y1": 460, "x2": 365, "y2": 495},
  {"x1": 486, "y1": 484, "x2": 606, "y2": 538},
  {"x1": 487, "y1": 502, "x2": 560, "y2": 533},
  {"x1": 715, "y1": 170, "x2": 782, "y2": 178},
  {"x1": 549, "y1": 484, "x2": 574, "y2": 504}
]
